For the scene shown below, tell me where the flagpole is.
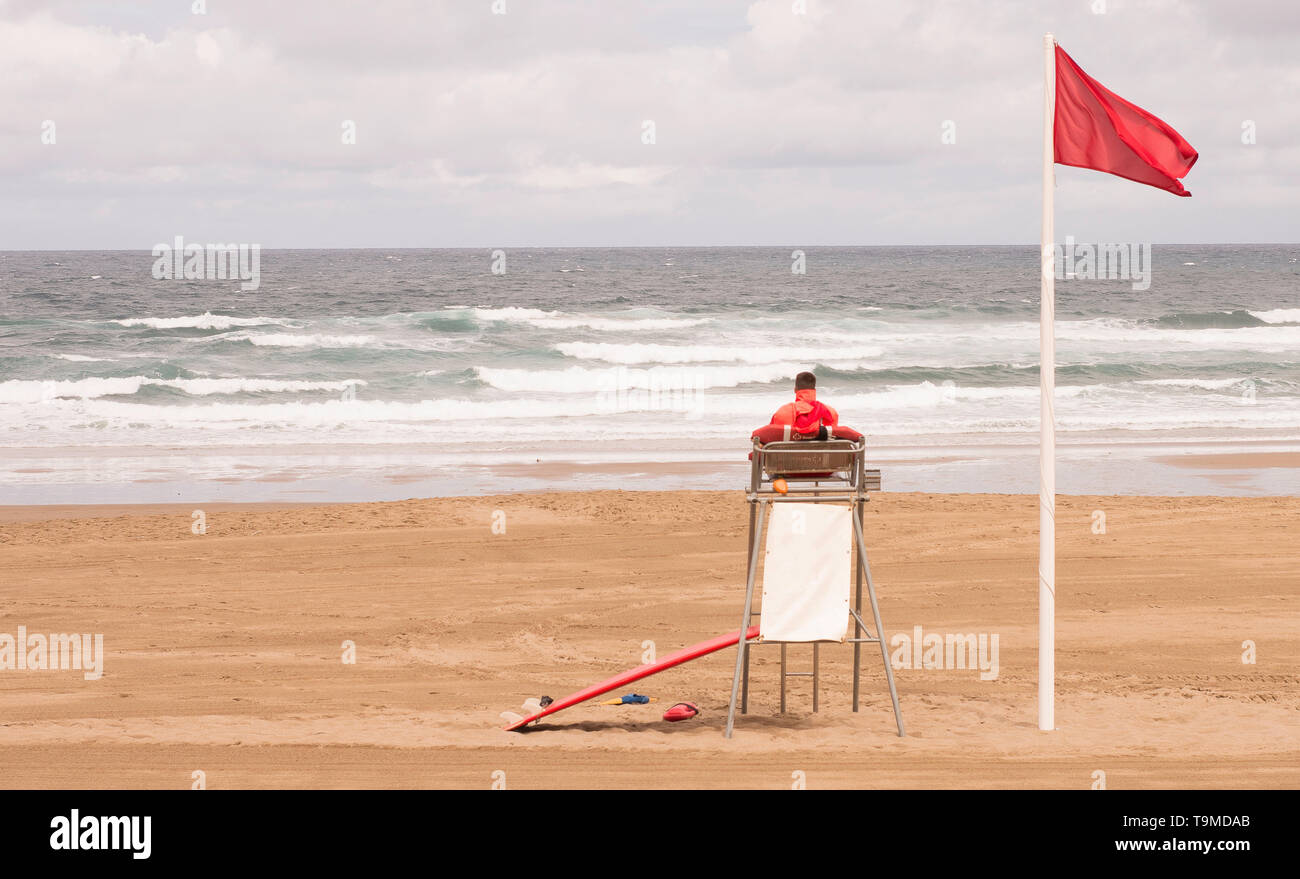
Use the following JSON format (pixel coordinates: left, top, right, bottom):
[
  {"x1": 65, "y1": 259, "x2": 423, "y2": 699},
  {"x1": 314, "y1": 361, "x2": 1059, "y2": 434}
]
[{"x1": 1039, "y1": 32, "x2": 1057, "y2": 732}]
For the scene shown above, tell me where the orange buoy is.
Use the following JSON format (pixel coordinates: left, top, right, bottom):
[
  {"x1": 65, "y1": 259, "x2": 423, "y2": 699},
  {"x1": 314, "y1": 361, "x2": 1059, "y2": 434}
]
[{"x1": 772, "y1": 478, "x2": 788, "y2": 494}]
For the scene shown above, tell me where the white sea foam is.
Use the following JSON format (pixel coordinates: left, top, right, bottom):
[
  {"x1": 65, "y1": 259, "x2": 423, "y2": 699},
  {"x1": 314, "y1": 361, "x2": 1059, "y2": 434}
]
[
  {"x1": 0, "y1": 376, "x2": 363, "y2": 403},
  {"x1": 476, "y1": 362, "x2": 818, "y2": 394},
  {"x1": 1135, "y1": 378, "x2": 1250, "y2": 390},
  {"x1": 68, "y1": 396, "x2": 633, "y2": 426},
  {"x1": 822, "y1": 382, "x2": 1087, "y2": 410},
  {"x1": 988, "y1": 319, "x2": 1300, "y2": 351},
  {"x1": 556, "y1": 341, "x2": 885, "y2": 365},
  {"x1": 548, "y1": 319, "x2": 1300, "y2": 369},
  {"x1": 1250, "y1": 309, "x2": 1300, "y2": 324},
  {"x1": 462, "y1": 306, "x2": 708, "y2": 332},
  {"x1": 5, "y1": 380, "x2": 1300, "y2": 457},
  {"x1": 1, "y1": 377, "x2": 147, "y2": 403},
  {"x1": 8, "y1": 379, "x2": 1296, "y2": 446},
  {"x1": 225, "y1": 333, "x2": 377, "y2": 348},
  {"x1": 166, "y1": 378, "x2": 365, "y2": 395},
  {"x1": 536, "y1": 315, "x2": 708, "y2": 331},
  {"x1": 112, "y1": 312, "x2": 290, "y2": 330}
]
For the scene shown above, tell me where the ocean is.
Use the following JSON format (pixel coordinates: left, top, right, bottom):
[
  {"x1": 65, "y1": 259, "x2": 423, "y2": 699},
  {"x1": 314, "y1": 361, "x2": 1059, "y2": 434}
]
[{"x1": 2, "y1": 245, "x2": 1298, "y2": 503}]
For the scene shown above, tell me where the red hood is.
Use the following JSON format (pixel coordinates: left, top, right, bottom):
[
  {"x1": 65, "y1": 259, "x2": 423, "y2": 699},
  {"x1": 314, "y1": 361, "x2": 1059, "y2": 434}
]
[{"x1": 793, "y1": 388, "x2": 817, "y2": 415}]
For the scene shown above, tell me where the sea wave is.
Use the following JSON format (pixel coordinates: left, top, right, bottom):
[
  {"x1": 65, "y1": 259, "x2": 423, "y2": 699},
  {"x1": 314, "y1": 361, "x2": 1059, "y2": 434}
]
[
  {"x1": 1134, "y1": 378, "x2": 1251, "y2": 390},
  {"x1": 556, "y1": 341, "x2": 885, "y2": 365},
  {"x1": 0, "y1": 376, "x2": 364, "y2": 403},
  {"x1": 112, "y1": 312, "x2": 291, "y2": 330},
  {"x1": 1250, "y1": 308, "x2": 1300, "y2": 325},
  {"x1": 1150, "y1": 310, "x2": 1267, "y2": 329},
  {"x1": 7, "y1": 376, "x2": 1300, "y2": 450},
  {"x1": 475, "y1": 362, "x2": 813, "y2": 393},
  {"x1": 10, "y1": 380, "x2": 1296, "y2": 440},
  {"x1": 453, "y1": 306, "x2": 709, "y2": 332},
  {"x1": 223, "y1": 333, "x2": 377, "y2": 348}
]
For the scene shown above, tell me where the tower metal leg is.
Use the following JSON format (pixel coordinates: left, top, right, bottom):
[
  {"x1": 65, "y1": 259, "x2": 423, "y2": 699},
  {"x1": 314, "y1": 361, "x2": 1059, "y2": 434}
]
[
  {"x1": 726, "y1": 500, "x2": 766, "y2": 738},
  {"x1": 852, "y1": 497, "x2": 864, "y2": 711},
  {"x1": 812, "y1": 643, "x2": 820, "y2": 712},
  {"x1": 853, "y1": 506, "x2": 905, "y2": 737},
  {"x1": 779, "y1": 643, "x2": 787, "y2": 714},
  {"x1": 741, "y1": 501, "x2": 756, "y2": 714}
]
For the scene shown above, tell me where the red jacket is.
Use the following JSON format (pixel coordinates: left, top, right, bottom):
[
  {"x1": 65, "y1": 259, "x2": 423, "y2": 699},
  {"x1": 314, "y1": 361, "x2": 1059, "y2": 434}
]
[{"x1": 769, "y1": 388, "x2": 838, "y2": 438}]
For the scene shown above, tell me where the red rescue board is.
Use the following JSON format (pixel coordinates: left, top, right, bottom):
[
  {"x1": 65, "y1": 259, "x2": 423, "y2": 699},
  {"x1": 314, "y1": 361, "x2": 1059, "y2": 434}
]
[{"x1": 503, "y1": 626, "x2": 759, "y2": 731}]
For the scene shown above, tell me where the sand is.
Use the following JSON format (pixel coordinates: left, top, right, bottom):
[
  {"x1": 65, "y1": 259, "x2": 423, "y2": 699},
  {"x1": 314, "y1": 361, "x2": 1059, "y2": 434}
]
[
  {"x1": 1, "y1": 490, "x2": 1297, "y2": 789},
  {"x1": 1155, "y1": 451, "x2": 1300, "y2": 470}
]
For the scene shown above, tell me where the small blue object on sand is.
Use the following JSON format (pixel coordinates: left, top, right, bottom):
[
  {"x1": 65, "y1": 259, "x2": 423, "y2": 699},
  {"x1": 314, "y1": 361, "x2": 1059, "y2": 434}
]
[{"x1": 620, "y1": 693, "x2": 650, "y2": 704}]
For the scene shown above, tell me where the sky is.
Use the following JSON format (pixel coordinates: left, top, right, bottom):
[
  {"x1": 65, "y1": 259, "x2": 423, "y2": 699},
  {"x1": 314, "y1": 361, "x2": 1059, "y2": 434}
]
[{"x1": 2, "y1": 0, "x2": 1298, "y2": 248}]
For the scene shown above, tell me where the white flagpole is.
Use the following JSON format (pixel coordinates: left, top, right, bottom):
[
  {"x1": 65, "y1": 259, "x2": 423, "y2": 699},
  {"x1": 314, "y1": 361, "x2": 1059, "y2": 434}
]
[{"x1": 1039, "y1": 32, "x2": 1057, "y2": 732}]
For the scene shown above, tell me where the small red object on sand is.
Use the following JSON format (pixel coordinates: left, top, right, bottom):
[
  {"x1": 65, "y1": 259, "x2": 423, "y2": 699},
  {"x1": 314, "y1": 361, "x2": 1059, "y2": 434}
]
[{"x1": 663, "y1": 702, "x2": 700, "y2": 722}]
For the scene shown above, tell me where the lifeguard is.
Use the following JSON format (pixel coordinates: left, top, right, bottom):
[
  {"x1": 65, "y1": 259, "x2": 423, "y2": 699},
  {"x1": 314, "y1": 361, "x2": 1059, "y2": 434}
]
[
  {"x1": 768, "y1": 371, "x2": 837, "y2": 440},
  {"x1": 754, "y1": 371, "x2": 861, "y2": 444}
]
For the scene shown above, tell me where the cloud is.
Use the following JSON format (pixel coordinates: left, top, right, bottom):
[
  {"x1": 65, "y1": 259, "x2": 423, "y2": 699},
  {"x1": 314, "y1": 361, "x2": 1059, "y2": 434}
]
[{"x1": 1, "y1": 0, "x2": 1297, "y2": 247}]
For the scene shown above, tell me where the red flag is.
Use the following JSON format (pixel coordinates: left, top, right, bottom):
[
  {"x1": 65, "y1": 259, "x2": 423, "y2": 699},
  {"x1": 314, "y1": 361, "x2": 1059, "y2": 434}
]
[{"x1": 1053, "y1": 45, "x2": 1198, "y2": 196}]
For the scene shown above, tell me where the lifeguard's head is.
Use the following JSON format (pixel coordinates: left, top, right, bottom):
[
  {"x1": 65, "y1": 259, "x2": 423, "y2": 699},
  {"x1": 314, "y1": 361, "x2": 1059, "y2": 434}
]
[{"x1": 794, "y1": 371, "x2": 816, "y2": 392}]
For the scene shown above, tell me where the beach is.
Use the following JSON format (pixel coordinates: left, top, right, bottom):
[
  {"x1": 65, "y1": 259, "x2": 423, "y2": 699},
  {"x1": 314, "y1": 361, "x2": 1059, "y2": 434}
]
[
  {"x1": 2, "y1": 488, "x2": 1296, "y2": 789},
  {"x1": 4, "y1": 245, "x2": 1299, "y2": 790}
]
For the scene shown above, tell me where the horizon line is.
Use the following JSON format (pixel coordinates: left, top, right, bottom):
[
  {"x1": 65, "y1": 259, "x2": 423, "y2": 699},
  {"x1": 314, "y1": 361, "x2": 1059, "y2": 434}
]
[{"x1": 3, "y1": 241, "x2": 1297, "y2": 253}]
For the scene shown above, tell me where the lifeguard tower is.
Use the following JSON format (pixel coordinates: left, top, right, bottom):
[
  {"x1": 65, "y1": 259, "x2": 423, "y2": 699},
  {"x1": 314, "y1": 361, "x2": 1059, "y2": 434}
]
[
  {"x1": 725, "y1": 437, "x2": 905, "y2": 738},
  {"x1": 502, "y1": 435, "x2": 905, "y2": 737}
]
